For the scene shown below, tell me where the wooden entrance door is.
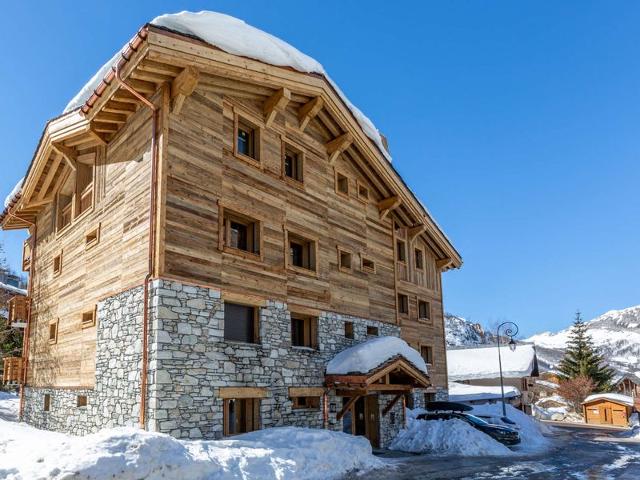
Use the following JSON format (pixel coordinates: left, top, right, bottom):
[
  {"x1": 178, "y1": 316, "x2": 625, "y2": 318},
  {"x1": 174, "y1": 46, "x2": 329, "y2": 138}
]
[
  {"x1": 344, "y1": 395, "x2": 380, "y2": 448},
  {"x1": 365, "y1": 395, "x2": 380, "y2": 448}
]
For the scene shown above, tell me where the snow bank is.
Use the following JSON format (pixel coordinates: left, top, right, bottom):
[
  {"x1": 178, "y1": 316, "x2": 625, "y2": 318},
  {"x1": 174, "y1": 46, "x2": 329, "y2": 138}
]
[
  {"x1": 470, "y1": 403, "x2": 552, "y2": 454},
  {"x1": 64, "y1": 11, "x2": 391, "y2": 163},
  {"x1": 389, "y1": 417, "x2": 513, "y2": 456},
  {"x1": 0, "y1": 421, "x2": 381, "y2": 480},
  {"x1": 582, "y1": 393, "x2": 634, "y2": 407},
  {"x1": 447, "y1": 344, "x2": 537, "y2": 381},
  {"x1": 0, "y1": 392, "x2": 19, "y2": 422},
  {"x1": 3, "y1": 177, "x2": 23, "y2": 209},
  {"x1": 448, "y1": 382, "x2": 520, "y2": 402},
  {"x1": 326, "y1": 336, "x2": 427, "y2": 375}
]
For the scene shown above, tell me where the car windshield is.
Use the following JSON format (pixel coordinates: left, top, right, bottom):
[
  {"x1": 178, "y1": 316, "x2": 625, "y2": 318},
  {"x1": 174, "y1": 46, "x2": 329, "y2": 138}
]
[{"x1": 462, "y1": 414, "x2": 489, "y2": 426}]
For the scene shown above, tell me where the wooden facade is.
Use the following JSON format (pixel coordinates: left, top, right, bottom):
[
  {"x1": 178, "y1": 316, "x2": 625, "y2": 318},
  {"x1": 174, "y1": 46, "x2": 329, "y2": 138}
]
[
  {"x1": 1, "y1": 25, "x2": 461, "y2": 393},
  {"x1": 583, "y1": 398, "x2": 633, "y2": 427}
]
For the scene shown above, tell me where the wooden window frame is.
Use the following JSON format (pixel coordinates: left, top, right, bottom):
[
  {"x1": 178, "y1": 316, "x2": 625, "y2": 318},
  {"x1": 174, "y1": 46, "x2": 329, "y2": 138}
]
[
  {"x1": 76, "y1": 395, "x2": 88, "y2": 408},
  {"x1": 48, "y1": 319, "x2": 59, "y2": 345},
  {"x1": 414, "y1": 247, "x2": 425, "y2": 272},
  {"x1": 417, "y1": 298, "x2": 432, "y2": 323},
  {"x1": 291, "y1": 396, "x2": 321, "y2": 410},
  {"x1": 218, "y1": 204, "x2": 264, "y2": 260},
  {"x1": 282, "y1": 140, "x2": 305, "y2": 185},
  {"x1": 356, "y1": 180, "x2": 370, "y2": 203},
  {"x1": 290, "y1": 313, "x2": 318, "y2": 349},
  {"x1": 344, "y1": 321, "x2": 354, "y2": 339},
  {"x1": 284, "y1": 228, "x2": 318, "y2": 275},
  {"x1": 233, "y1": 112, "x2": 262, "y2": 167},
  {"x1": 81, "y1": 306, "x2": 97, "y2": 329},
  {"x1": 223, "y1": 301, "x2": 260, "y2": 345},
  {"x1": 419, "y1": 344, "x2": 434, "y2": 366},
  {"x1": 220, "y1": 389, "x2": 265, "y2": 436},
  {"x1": 334, "y1": 170, "x2": 350, "y2": 197},
  {"x1": 337, "y1": 247, "x2": 353, "y2": 273},
  {"x1": 361, "y1": 255, "x2": 376, "y2": 274},
  {"x1": 397, "y1": 293, "x2": 409, "y2": 315},
  {"x1": 366, "y1": 325, "x2": 379, "y2": 336},
  {"x1": 74, "y1": 154, "x2": 96, "y2": 220},
  {"x1": 289, "y1": 387, "x2": 323, "y2": 410},
  {"x1": 43, "y1": 393, "x2": 51, "y2": 412},
  {"x1": 56, "y1": 192, "x2": 74, "y2": 233},
  {"x1": 53, "y1": 251, "x2": 63, "y2": 277},
  {"x1": 396, "y1": 239, "x2": 407, "y2": 264},
  {"x1": 84, "y1": 224, "x2": 101, "y2": 250}
]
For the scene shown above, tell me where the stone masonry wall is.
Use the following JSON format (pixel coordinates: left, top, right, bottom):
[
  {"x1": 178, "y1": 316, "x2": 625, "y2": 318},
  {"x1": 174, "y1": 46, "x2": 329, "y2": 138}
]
[{"x1": 23, "y1": 286, "x2": 143, "y2": 434}]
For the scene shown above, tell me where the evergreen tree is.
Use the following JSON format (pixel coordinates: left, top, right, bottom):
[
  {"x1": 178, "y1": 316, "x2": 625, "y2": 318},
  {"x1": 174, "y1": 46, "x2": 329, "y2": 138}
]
[
  {"x1": 0, "y1": 240, "x2": 23, "y2": 382},
  {"x1": 557, "y1": 311, "x2": 615, "y2": 392}
]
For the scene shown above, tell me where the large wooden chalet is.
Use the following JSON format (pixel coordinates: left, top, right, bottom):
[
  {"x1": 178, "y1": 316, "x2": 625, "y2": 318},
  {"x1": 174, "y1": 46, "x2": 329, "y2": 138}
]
[{"x1": 0, "y1": 12, "x2": 461, "y2": 447}]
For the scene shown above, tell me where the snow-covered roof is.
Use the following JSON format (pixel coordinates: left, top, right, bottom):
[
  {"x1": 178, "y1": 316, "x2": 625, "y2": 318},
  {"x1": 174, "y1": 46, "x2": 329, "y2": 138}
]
[
  {"x1": 448, "y1": 382, "x2": 520, "y2": 402},
  {"x1": 64, "y1": 11, "x2": 391, "y2": 163},
  {"x1": 0, "y1": 281, "x2": 27, "y2": 296},
  {"x1": 447, "y1": 343, "x2": 538, "y2": 381},
  {"x1": 582, "y1": 393, "x2": 635, "y2": 407},
  {"x1": 326, "y1": 336, "x2": 428, "y2": 375},
  {"x1": 3, "y1": 177, "x2": 24, "y2": 209}
]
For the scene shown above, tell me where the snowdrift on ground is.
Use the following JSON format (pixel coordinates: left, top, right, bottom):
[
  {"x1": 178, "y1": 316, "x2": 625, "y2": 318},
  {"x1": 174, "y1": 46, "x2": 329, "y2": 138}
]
[
  {"x1": 0, "y1": 392, "x2": 19, "y2": 422},
  {"x1": 0, "y1": 420, "x2": 381, "y2": 480}
]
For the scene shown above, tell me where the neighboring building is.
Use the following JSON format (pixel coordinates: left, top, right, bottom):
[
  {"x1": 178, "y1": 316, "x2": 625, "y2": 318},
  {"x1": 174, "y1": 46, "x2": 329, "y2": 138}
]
[
  {"x1": 448, "y1": 381, "x2": 521, "y2": 406},
  {"x1": 1, "y1": 279, "x2": 27, "y2": 385},
  {"x1": 0, "y1": 12, "x2": 461, "y2": 447},
  {"x1": 582, "y1": 393, "x2": 635, "y2": 427},
  {"x1": 447, "y1": 343, "x2": 539, "y2": 414},
  {"x1": 614, "y1": 374, "x2": 640, "y2": 399}
]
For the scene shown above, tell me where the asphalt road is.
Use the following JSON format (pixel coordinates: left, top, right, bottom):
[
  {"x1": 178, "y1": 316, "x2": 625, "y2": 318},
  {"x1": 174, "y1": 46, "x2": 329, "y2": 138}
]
[{"x1": 344, "y1": 426, "x2": 640, "y2": 479}]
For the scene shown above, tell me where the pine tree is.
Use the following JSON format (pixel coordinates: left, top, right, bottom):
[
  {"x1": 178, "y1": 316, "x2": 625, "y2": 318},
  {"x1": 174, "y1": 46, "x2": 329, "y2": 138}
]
[{"x1": 557, "y1": 311, "x2": 615, "y2": 392}]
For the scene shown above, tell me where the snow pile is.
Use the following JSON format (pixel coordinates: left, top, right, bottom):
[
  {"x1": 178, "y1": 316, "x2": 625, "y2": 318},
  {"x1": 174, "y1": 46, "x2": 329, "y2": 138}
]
[
  {"x1": 447, "y1": 344, "x2": 538, "y2": 381},
  {"x1": 0, "y1": 392, "x2": 19, "y2": 422},
  {"x1": 64, "y1": 11, "x2": 391, "y2": 162},
  {"x1": 326, "y1": 336, "x2": 427, "y2": 375},
  {"x1": 582, "y1": 393, "x2": 634, "y2": 407},
  {"x1": 448, "y1": 382, "x2": 520, "y2": 402},
  {"x1": 0, "y1": 282, "x2": 27, "y2": 296},
  {"x1": 3, "y1": 177, "x2": 23, "y2": 209},
  {"x1": 0, "y1": 420, "x2": 381, "y2": 480},
  {"x1": 471, "y1": 403, "x2": 552, "y2": 454},
  {"x1": 390, "y1": 417, "x2": 513, "y2": 456}
]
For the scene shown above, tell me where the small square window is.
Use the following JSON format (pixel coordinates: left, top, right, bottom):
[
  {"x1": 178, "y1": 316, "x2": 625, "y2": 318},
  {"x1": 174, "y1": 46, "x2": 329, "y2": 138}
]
[
  {"x1": 418, "y1": 300, "x2": 431, "y2": 321},
  {"x1": 224, "y1": 398, "x2": 261, "y2": 435},
  {"x1": 344, "y1": 321, "x2": 354, "y2": 339},
  {"x1": 415, "y1": 249, "x2": 424, "y2": 270},
  {"x1": 77, "y1": 395, "x2": 87, "y2": 408},
  {"x1": 53, "y1": 253, "x2": 62, "y2": 276},
  {"x1": 357, "y1": 182, "x2": 369, "y2": 202},
  {"x1": 396, "y1": 240, "x2": 406, "y2": 263},
  {"x1": 284, "y1": 145, "x2": 303, "y2": 183},
  {"x1": 288, "y1": 232, "x2": 316, "y2": 271},
  {"x1": 44, "y1": 394, "x2": 51, "y2": 412},
  {"x1": 366, "y1": 325, "x2": 379, "y2": 336},
  {"x1": 224, "y1": 303, "x2": 259, "y2": 344},
  {"x1": 292, "y1": 396, "x2": 320, "y2": 410},
  {"x1": 82, "y1": 308, "x2": 96, "y2": 328},
  {"x1": 237, "y1": 119, "x2": 257, "y2": 159},
  {"x1": 420, "y1": 346, "x2": 433, "y2": 365},
  {"x1": 338, "y1": 249, "x2": 352, "y2": 271},
  {"x1": 336, "y1": 172, "x2": 349, "y2": 195},
  {"x1": 49, "y1": 320, "x2": 58, "y2": 344},
  {"x1": 85, "y1": 226, "x2": 100, "y2": 249},
  {"x1": 223, "y1": 209, "x2": 261, "y2": 255},
  {"x1": 291, "y1": 315, "x2": 318, "y2": 349},
  {"x1": 397, "y1": 294, "x2": 409, "y2": 315},
  {"x1": 361, "y1": 257, "x2": 376, "y2": 273}
]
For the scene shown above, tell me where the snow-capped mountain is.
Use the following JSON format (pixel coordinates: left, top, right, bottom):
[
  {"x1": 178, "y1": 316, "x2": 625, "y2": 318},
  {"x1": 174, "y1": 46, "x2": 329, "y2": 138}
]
[
  {"x1": 444, "y1": 314, "x2": 496, "y2": 346},
  {"x1": 526, "y1": 305, "x2": 640, "y2": 376}
]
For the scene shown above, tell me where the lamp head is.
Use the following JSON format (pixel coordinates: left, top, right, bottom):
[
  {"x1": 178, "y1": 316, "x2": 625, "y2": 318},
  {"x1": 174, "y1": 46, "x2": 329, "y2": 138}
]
[{"x1": 508, "y1": 338, "x2": 517, "y2": 352}]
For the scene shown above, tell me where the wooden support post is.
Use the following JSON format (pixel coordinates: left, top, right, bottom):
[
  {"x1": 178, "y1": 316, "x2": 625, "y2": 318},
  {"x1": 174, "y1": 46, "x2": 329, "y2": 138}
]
[
  {"x1": 337, "y1": 395, "x2": 361, "y2": 421},
  {"x1": 171, "y1": 66, "x2": 200, "y2": 115},
  {"x1": 35, "y1": 153, "x2": 63, "y2": 201},
  {"x1": 436, "y1": 258, "x2": 453, "y2": 270},
  {"x1": 407, "y1": 224, "x2": 426, "y2": 242},
  {"x1": 382, "y1": 393, "x2": 403, "y2": 416},
  {"x1": 298, "y1": 96, "x2": 323, "y2": 131},
  {"x1": 264, "y1": 87, "x2": 291, "y2": 127},
  {"x1": 378, "y1": 195, "x2": 401, "y2": 221},
  {"x1": 326, "y1": 132, "x2": 353, "y2": 165},
  {"x1": 51, "y1": 143, "x2": 78, "y2": 171}
]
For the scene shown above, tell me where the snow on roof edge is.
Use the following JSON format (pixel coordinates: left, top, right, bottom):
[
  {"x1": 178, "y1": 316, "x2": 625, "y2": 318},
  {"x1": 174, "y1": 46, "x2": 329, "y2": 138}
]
[
  {"x1": 582, "y1": 393, "x2": 634, "y2": 407},
  {"x1": 0, "y1": 281, "x2": 27, "y2": 296},
  {"x1": 3, "y1": 177, "x2": 24, "y2": 209}
]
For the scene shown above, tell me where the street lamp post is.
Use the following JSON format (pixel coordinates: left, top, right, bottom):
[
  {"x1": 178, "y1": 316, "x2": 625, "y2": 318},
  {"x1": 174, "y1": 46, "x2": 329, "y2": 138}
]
[{"x1": 496, "y1": 321, "x2": 519, "y2": 418}]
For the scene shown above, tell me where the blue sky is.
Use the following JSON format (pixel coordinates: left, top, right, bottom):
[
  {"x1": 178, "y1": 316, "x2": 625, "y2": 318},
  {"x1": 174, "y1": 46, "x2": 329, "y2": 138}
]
[{"x1": 1, "y1": 1, "x2": 639, "y2": 336}]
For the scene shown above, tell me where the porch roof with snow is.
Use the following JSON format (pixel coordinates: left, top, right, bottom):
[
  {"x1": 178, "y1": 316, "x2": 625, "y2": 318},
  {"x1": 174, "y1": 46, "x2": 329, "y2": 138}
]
[{"x1": 446, "y1": 343, "x2": 539, "y2": 381}]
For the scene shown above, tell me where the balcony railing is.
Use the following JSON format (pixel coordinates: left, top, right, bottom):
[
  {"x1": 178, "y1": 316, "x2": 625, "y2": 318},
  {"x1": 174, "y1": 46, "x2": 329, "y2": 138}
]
[
  {"x1": 78, "y1": 183, "x2": 93, "y2": 216},
  {"x1": 396, "y1": 261, "x2": 408, "y2": 282},
  {"x1": 7, "y1": 296, "x2": 28, "y2": 328},
  {"x1": 2, "y1": 357, "x2": 23, "y2": 384}
]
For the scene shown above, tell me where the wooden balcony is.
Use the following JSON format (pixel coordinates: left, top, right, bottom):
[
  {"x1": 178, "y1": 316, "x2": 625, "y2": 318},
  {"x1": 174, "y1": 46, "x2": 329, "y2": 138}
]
[
  {"x1": 22, "y1": 238, "x2": 32, "y2": 272},
  {"x1": 7, "y1": 296, "x2": 29, "y2": 328},
  {"x1": 396, "y1": 261, "x2": 408, "y2": 282},
  {"x1": 2, "y1": 357, "x2": 23, "y2": 384}
]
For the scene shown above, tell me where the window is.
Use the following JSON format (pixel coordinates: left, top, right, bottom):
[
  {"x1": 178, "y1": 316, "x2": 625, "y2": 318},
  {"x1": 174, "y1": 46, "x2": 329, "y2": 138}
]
[
  {"x1": 224, "y1": 398, "x2": 261, "y2": 435},
  {"x1": 49, "y1": 320, "x2": 58, "y2": 344},
  {"x1": 361, "y1": 256, "x2": 376, "y2": 273},
  {"x1": 288, "y1": 232, "x2": 316, "y2": 271},
  {"x1": 420, "y1": 345, "x2": 433, "y2": 365},
  {"x1": 82, "y1": 307, "x2": 96, "y2": 328},
  {"x1": 424, "y1": 392, "x2": 436, "y2": 404},
  {"x1": 292, "y1": 396, "x2": 320, "y2": 410},
  {"x1": 366, "y1": 325, "x2": 379, "y2": 336},
  {"x1": 336, "y1": 172, "x2": 349, "y2": 195},
  {"x1": 284, "y1": 145, "x2": 303, "y2": 183},
  {"x1": 396, "y1": 240, "x2": 407, "y2": 262},
  {"x1": 344, "y1": 321, "x2": 354, "y2": 339},
  {"x1": 53, "y1": 252, "x2": 62, "y2": 276},
  {"x1": 357, "y1": 182, "x2": 369, "y2": 202},
  {"x1": 58, "y1": 194, "x2": 73, "y2": 230},
  {"x1": 397, "y1": 294, "x2": 409, "y2": 314},
  {"x1": 85, "y1": 225, "x2": 100, "y2": 250},
  {"x1": 338, "y1": 249, "x2": 352, "y2": 271},
  {"x1": 223, "y1": 209, "x2": 261, "y2": 255},
  {"x1": 76, "y1": 159, "x2": 94, "y2": 217},
  {"x1": 236, "y1": 117, "x2": 259, "y2": 160},
  {"x1": 224, "y1": 303, "x2": 259, "y2": 344},
  {"x1": 44, "y1": 394, "x2": 51, "y2": 412},
  {"x1": 77, "y1": 395, "x2": 88, "y2": 407},
  {"x1": 291, "y1": 315, "x2": 318, "y2": 349},
  {"x1": 418, "y1": 300, "x2": 431, "y2": 321},
  {"x1": 415, "y1": 249, "x2": 424, "y2": 270}
]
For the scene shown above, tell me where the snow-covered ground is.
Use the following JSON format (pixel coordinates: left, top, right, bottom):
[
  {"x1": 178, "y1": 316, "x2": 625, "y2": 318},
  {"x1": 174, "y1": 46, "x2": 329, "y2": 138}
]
[
  {"x1": 0, "y1": 391, "x2": 19, "y2": 421},
  {"x1": 0, "y1": 393, "x2": 381, "y2": 480}
]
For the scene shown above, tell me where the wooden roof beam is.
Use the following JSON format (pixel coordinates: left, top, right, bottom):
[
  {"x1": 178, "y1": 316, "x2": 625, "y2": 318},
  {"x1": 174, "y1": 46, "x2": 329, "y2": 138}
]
[
  {"x1": 337, "y1": 395, "x2": 361, "y2": 421},
  {"x1": 171, "y1": 66, "x2": 200, "y2": 115},
  {"x1": 298, "y1": 96, "x2": 323, "y2": 131},
  {"x1": 436, "y1": 258, "x2": 453, "y2": 270},
  {"x1": 94, "y1": 112, "x2": 128, "y2": 124},
  {"x1": 51, "y1": 142, "x2": 77, "y2": 171},
  {"x1": 35, "y1": 153, "x2": 63, "y2": 202},
  {"x1": 126, "y1": 78, "x2": 157, "y2": 95},
  {"x1": 263, "y1": 87, "x2": 291, "y2": 127},
  {"x1": 378, "y1": 195, "x2": 401, "y2": 221},
  {"x1": 103, "y1": 101, "x2": 137, "y2": 114},
  {"x1": 92, "y1": 121, "x2": 119, "y2": 133},
  {"x1": 326, "y1": 132, "x2": 353, "y2": 165},
  {"x1": 408, "y1": 224, "x2": 427, "y2": 242}
]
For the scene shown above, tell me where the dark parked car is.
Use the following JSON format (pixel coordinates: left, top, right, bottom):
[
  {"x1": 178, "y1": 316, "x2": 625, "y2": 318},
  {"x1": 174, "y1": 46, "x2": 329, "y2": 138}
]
[{"x1": 416, "y1": 411, "x2": 521, "y2": 446}]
